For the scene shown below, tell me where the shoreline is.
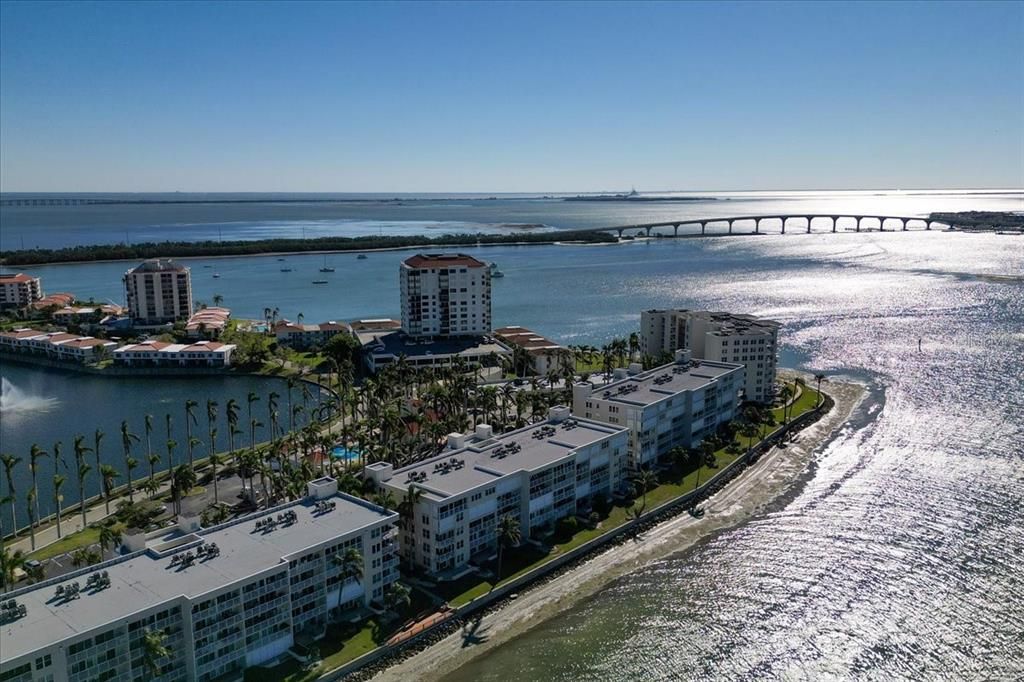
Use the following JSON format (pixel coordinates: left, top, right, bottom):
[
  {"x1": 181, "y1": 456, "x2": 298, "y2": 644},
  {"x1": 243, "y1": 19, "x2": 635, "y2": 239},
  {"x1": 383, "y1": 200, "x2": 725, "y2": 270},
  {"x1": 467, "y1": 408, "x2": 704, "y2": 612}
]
[{"x1": 369, "y1": 374, "x2": 868, "y2": 682}]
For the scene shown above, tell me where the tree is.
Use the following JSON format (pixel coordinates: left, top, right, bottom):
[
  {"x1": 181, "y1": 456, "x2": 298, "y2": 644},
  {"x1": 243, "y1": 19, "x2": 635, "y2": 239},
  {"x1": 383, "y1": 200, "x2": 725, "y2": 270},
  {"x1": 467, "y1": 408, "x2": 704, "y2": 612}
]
[
  {"x1": 142, "y1": 628, "x2": 171, "y2": 676},
  {"x1": 53, "y1": 473, "x2": 67, "y2": 539},
  {"x1": 120, "y1": 420, "x2": 140, "y2": 502},
  {"x1": 72, "y1": 435, "x2": 93, "y2": 527},
  {"x1": 71, "y1": 547, "x2": 101, "y2": 567},
  {"x1": 495, "y1": 514, "x2": 521, "y2": 582},
  {"x1": 144, "y1": 413, "x2": 154, "y2": 478},
  {"x1": 164, "y1": 413, "x2": 174, "y2": 469},
  {"x1": 98, "y1": 524, "x2": 122, "y2": 553},
  {"x1": 184, "y1": 400, "x2": 198, "y2": 467},
  {"x1": 247, "y1": 392, "x2": 261, "y2": 448},
  {"x1": 632, "y1": 468, "x2": 658, "y2": 517},
  {"x1": 226, "y1": 398, "x2": 240, "y2": 467},
  {"x1": 171, "y1": 465, "x2": 197, "y2": 516},
  {"x1": 324, "y1": 333, "x2": 361, "y2": 370},
  {"x1": 0, "y1": 453, "x2": 21, "y2": 539},
  {"x1": 27, "y1": 444, "x2": 49, "y2": 535},
  {"x1": 383, "y1": 581, "x2": 411, "y2": 615},
  {"x1": 99, "y1": 464, "x2": 119, "y2": 514},
  {"x1": 373, "y1": 489, "x2": 396, "y2": 511},
  {"x1": 0, "y1": 546, "x2": 26, "y2": 590},
  {"x1": 93, "y1": 428, "x2": 105, "y2": 504},
  {"x1": 25, "y1": 488, "x2": 37, "y2": 550},
  {"x1": 212, "y1": 293, "x2": 224, "y2": 307},
  {"x1": 814, "y1": 373, "x2": 826, "y2": 407},
  {"x1": 332, "y1": 548, "x2": 364, "y2": 618},
  {"x1": 397, "y1": 485, "x2": 422, "y2": 531}
]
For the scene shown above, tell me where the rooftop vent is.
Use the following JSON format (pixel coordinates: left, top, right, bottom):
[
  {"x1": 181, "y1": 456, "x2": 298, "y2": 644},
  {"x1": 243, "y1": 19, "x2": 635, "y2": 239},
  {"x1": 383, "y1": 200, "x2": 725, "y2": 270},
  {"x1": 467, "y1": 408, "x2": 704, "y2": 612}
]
[
  {"x1": 0, "y1": 599, "x2": 27, "y2": 623},
  {"x1": 85, "y1": 570, "x2": 111, "y2": 592},
  {"x1": 55, "y1": 582, "x2": 82, "y2": 601},
  {"x1": 315, "y1": 500, "x2": 338, "y2": 514}
]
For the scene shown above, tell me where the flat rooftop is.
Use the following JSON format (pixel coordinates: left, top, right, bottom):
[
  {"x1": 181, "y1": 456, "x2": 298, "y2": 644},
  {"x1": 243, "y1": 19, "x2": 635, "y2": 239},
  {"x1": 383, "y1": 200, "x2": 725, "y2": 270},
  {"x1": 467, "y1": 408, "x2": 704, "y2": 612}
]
[
  {"x1": 597, "y1": 360, "x2": 742, "y2": 407},
  {"x1": 364, "y1": 331, "x2": 509, "y2": 359},
  {"x1": 0, "y1": 492, "x2": 395, "y2": 663},
  {"x1": 402, "y1": 253, "x2": 486, "y2": 269},
  {"x1": 383, "y1": 416, "x2": 627, "y2": 501}
]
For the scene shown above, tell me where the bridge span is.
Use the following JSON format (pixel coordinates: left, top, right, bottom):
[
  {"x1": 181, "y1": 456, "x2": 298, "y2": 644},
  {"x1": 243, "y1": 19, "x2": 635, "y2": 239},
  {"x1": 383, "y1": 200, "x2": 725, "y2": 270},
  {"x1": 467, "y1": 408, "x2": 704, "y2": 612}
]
[{"x1": 598, "y1": 214, "x2": 949, "y2": 239}]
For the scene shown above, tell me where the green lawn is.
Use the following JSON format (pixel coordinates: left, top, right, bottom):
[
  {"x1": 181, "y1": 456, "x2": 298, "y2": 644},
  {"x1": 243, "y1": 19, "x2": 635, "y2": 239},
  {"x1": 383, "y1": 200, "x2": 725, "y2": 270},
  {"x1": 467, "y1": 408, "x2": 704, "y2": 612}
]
[
  {"x1": 245, "y1": 621, "x2": 380, "y2": 682},
  {"x1": 772, "y1": 386, "x2": 820, "y2": 423},
  {"x1": 25, "y1": 519, "x2": 127, "y2": 562}
]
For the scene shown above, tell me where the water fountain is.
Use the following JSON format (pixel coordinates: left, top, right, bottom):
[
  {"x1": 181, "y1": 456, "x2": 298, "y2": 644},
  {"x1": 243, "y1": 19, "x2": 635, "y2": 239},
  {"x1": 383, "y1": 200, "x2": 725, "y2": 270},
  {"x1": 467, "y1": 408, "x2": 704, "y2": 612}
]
[{"x1": 0, "y1": 377, "x2": 59, "y2": 414}]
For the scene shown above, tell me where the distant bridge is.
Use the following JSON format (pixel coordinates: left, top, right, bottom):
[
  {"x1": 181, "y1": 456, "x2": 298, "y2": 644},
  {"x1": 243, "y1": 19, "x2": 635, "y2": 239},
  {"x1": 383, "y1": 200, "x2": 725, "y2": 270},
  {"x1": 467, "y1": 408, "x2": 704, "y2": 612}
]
[{"x1": 597, "y1": 214, "x2": 949, "y2": 238}]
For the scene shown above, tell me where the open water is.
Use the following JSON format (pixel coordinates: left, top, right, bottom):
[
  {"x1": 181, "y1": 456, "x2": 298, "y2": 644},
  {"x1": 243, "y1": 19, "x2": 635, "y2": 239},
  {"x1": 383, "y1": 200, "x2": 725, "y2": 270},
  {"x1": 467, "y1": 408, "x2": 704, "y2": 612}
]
[{"x1": 1, "y1": 192, "x2": 1023, "y2": 677}]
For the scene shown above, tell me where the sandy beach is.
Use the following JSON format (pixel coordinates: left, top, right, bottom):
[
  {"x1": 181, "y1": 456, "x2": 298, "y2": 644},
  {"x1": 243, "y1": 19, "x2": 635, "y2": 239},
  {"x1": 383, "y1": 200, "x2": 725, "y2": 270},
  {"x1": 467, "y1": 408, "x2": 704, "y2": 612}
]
[{"x1": 372, "y1": 375, "x2": 868, "y2": 682}]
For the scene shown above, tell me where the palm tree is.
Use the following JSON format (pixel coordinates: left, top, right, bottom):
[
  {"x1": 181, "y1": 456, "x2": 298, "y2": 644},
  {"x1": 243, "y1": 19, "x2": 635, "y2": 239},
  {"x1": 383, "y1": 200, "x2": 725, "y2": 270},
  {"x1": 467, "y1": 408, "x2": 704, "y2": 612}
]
[
  {"x1": 206, "y1": 400, "x2": 219, "y2": 461},
  {"x1": 99, "y1": 464, "x2": 119, "y2": 514},
  {"x1": 52, "y1": 472, "x2": 67, "y2": 539},
  {"x1": 247, "y1": 392, "x2": 260, "y2": 448},
  {"x1": 120, "y1": 421, "x2": 140, "y2": 502},
  {"x1": 171, "y1": 465, "x2": 197, "y2": 516},
  {"x1": 495, "y1": 514, "x2": 521, "y2": 582},
  {"x1": 71, "y1": 435, "x2": 93, "y2": 524},
  {"x1": 331, "y1": 548, "x2": 364, "y2": 618},
  {"x1": 212, "y1": 293, "x2": 224, "y2": 307},
  {"x1": 397, "y1": 485, "x2": 422, "y2": 531},
  {"x1": 0, "y1": 454, "x2": 20, "y2": 538},
  {"x1": 28, "y1": 444, "x2": 47, "y2": 532},
  {"x1": 632, "y1": 468, "x2": 658, "y2": 517},
  {"x1": 164, "y1": 413, "x2": 174, "y2": 468},
  {"x1": 267, "y1": 391, "x2": 281, "y2": 438},
  {"x1": 814, "y1": 373, "x2": 826, "y2": 407},
  {"x1": 0, "y1": 546, "x2": 27, "y2": 590},
  {"x1": 226, "y1": 398, "x2": 240, "y2": 467},
  {"x1": 184, "y1": 400, "x2": 198, "y2": 467},
  {"x1": 144, "y1": 413, "x2": 154, "y2": 475},
  {"x1": 93, "y1": 428, "x2": 105, "y2": 499},
  {"x1": 142, "y1": 628, "x2": 171, "y2": 675},
  {"x1": 209, "y1": 443, "x2": 221, "y2": 504},
  {"x1": 98, "y1": 523, "x2": 122, "y2": 553},
  {"x1": 25, "y1": 488, "x2": 37, "y2": 550}
]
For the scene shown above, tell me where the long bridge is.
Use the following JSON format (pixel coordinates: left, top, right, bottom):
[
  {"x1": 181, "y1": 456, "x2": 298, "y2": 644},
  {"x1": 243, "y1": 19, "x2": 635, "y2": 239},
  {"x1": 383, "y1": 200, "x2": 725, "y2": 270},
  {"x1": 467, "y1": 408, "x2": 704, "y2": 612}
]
[{"x1": 595, "y1": 214, "x2": 949, "y2": 239}]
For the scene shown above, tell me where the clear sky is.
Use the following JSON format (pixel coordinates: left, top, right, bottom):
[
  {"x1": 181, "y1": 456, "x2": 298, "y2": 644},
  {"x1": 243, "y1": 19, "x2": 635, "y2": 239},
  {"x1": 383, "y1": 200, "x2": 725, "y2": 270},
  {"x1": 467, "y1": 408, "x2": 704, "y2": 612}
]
[{"x1": 1, "y1": 0, "x2": 1021, "y2": 192}]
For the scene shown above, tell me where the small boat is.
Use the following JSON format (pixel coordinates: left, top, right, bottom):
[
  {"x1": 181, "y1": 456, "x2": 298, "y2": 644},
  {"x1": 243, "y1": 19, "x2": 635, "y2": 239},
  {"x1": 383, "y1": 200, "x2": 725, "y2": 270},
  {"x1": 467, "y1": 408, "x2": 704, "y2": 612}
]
[
  {"x1": 202, "y1": 265, "x2": 212, "y2": 268},
  {"x1": 357, "y1": 254, "x2": 367, "y2": 260},
  {"x1": 312, "y1": 279, "x2": 328, "y2": 284},
  {"x1": 212, "y1": 273, "x2": 221, "y2": 279},
  {"x1": 280, "y1": 267, "x2": 292, "y2": 272},
  {"x1": 319, "y1": 255, "x2": 335, "y2": 272},
  {"x1": 491, "y1": 269, "x2": 505, "y2": 278},
  {"x1": 277, "y1": 258, "x2": 286, "y2": 261}
]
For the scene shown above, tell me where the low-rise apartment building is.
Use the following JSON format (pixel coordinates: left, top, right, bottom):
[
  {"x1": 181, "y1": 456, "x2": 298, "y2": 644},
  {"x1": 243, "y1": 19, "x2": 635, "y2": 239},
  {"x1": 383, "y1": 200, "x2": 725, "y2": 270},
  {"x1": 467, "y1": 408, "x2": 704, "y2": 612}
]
[
  {"x1": 365, "y1": 408, "x2": 629, "y2": 577},
  {"x1": 273, "y1": 320, "x2": 350, "y2": 349},
  {"x1": 113, "y1": 339, "x2": 235, "y2": 368},
  {"x1": 0, "y1": 273, "x2": 42, "y2": 308},
  {"x1": 185, "y1": 307, "x2": 232, "y2": 338},
  {"x1": 573, "y1": 351, "x2": 744, "y2": 471},
  {"x1": 640, "y1": 309, "x2": 780, "y2": 403},
  {"x1": 0, "y1": 479, "x2": 399, "y2": 682},
  {"x1": 493, "y1": 326, "x2": 572, "y2": 376},
  {"x1": 0, "y1": 328, "x2": 116, "y2": 363}
]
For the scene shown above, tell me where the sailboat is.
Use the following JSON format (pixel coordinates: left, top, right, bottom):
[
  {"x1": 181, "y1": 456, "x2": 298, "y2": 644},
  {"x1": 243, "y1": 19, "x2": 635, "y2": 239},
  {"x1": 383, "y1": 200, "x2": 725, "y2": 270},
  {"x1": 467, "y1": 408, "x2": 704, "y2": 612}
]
[{"x1": 319, "y1": 255, "x2": 335, "y2": 273}]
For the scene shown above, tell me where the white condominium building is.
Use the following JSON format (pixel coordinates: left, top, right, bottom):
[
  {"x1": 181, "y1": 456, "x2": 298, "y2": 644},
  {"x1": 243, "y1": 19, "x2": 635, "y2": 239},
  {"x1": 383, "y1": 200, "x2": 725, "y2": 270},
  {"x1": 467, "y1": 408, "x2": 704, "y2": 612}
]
[
  {"x1": 124, "y1": 259, "x2": 194, "y2": 324},
  {"x1": 365, "y1": 408, "x2": 629, "y2": 577},
  {"x1": 573, "y1": 351, "x2": 744, "y2": 471},
  {"x1": 640, "y1": 310, "x2": 780, "y2": 403},
  {"x1": 0, "y1": 479, "x2": 398, "y2": 682},
  {"x1": 0, "y1": 273, "x2": 42, "y2": 308},
  {"x1": 399, "y1": 254, "x2": 491, "y2": 338}
]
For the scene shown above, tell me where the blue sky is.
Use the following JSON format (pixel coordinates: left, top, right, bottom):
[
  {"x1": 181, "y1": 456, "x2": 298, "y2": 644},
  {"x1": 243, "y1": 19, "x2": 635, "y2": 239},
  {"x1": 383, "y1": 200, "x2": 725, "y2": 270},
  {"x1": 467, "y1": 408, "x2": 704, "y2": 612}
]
[{"x1": 1, "y1": 1, "x2": 1021, "y2": 192}]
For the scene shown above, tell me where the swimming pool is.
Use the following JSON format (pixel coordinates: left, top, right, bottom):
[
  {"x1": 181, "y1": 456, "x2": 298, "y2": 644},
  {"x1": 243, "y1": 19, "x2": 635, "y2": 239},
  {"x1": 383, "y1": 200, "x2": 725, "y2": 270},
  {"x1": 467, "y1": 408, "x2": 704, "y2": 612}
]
[{"x1": 331, "y1": 445, "x2": 362, "y2": 462}]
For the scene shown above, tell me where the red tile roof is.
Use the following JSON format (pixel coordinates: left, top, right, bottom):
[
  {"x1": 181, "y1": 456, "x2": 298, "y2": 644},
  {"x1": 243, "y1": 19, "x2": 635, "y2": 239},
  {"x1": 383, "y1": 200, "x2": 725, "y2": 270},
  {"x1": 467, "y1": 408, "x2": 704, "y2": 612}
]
[
  {"x1": 0, "y1": 273, "x2": 37, "y2": 283},
  {"x1": 402, "y1": 254, "x2": 486, "y2": 269}
]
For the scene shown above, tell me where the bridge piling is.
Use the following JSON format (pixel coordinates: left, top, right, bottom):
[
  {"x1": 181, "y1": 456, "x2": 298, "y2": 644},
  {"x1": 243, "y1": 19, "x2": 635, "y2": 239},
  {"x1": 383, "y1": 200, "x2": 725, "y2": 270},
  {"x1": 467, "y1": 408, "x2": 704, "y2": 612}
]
[
  {"x1": 673, "y1": 224, "x2": 679, "y2": 237},
  {"x1": 780, "y1": 217, "x2": 786, "y2": 234},
  {"x1": 728, "y1": 220, "x2": 733, "y2": 235},
  {"x1": 700, "y1": 222, "x2": 706, "y2": 235}
]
